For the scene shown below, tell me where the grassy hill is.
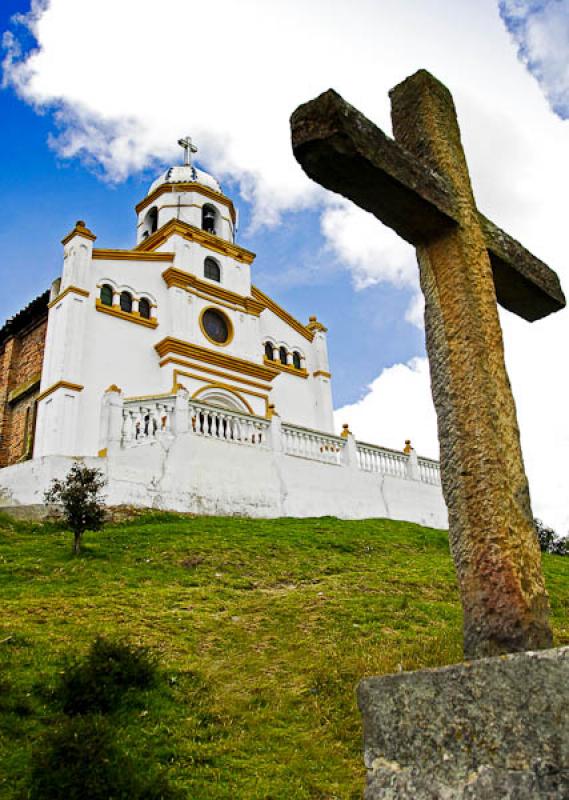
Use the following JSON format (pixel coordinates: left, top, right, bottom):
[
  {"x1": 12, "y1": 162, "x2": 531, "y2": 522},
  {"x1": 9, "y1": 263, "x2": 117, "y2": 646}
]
[{"x1": 1, "y1": 512, "x2": 568, "y2": 799}]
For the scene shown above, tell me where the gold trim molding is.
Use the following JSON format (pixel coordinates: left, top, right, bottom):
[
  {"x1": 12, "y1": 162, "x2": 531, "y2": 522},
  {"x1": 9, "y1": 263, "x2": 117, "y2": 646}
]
[
  {"x1": 37, "y1": 380, "x2": 84, "y2": 403},
  {"x1": 263, "y1": 357, "x2": 308, "y2": 379},
  {"x1": 136, "y1": 182, "x2": 237, "y2": 223},
  {"x1": 173, "y1": 372, "x2": 268, "y2": 413},
  {"x1": 251, "y1": 286, "x2": 315, "y2": 342},
  {"x1": 155, "y1": 337, "x2": 279, "y2": 383},
  {"x1": 96, "y1": 299, "x2": 158, "y2": 328},
  {"x1": 190, "y1": 383, "x2": 255, "y2": 415},
  {"x1": 135, "y1": 219, "x2": 255, "y2": 264},
  {"x1": 162, "y1": 267, "x2": 264, "y2": 315},
  {"x1": 159, "y1": 357, "x2": 272, "y2": 392},
  {"x1": 93, "y1": 249, "x2": 174, "y2": 262},
  {"x1": 48, "y1": 285, "x2": 90, "y2": 308},
  {"x1": 313, "y1": 370, "x2": 332, "y2": 379}
]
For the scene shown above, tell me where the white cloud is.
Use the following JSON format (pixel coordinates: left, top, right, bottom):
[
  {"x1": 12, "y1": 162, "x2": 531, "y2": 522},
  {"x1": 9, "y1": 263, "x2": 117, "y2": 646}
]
[
  {"x1": 334, "y1": 358, "x2": 439, "y2": 458},
  {"x1": 321, "y1": 201, "x2": 418, "y2": 291},
  {"x1": 499, "y1": 0, "x2": 569, "y2": 119},
  {"x1": 2, "y1": 0, "x2": 569, "y2": 531}
]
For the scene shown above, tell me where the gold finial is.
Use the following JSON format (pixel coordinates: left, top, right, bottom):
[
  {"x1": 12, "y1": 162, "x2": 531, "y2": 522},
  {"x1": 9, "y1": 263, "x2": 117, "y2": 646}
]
[
  {"x1": 403, "y1": 439, "x2": 413, "y2": 454},
  {"x1": 61, "y1": 219, "x2": 97, "y2": 246},
  {"x1": 341, "y1": 423, "x2": 352, "y2": 438},
  {"x1": 105, "y1": 384, "x2": 122, "y2": 394},
  {"x1": 307, "y1": 315, "x2": 328, "y2": 333}
]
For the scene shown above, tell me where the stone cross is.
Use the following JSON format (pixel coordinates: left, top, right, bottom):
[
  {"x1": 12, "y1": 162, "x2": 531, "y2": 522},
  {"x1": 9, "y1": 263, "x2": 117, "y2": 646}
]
[
  {"x1": 290, "y1": 70, "x2": 566, "y2": 659},
  {"x1": 178, "y1": 135, "x2": 198, "y2": 166}
]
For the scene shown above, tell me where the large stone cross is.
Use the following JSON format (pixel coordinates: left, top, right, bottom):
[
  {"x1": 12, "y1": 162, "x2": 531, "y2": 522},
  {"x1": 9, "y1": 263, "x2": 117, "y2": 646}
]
[{"x1": 291, "y1": 70, "x2": 566, "y2": 659}]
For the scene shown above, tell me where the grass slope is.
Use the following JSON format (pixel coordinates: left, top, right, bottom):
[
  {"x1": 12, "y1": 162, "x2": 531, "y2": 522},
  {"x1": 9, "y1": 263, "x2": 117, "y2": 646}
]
[{"x1": 1, "y1": 512, "x2": 568, "y2": 799}]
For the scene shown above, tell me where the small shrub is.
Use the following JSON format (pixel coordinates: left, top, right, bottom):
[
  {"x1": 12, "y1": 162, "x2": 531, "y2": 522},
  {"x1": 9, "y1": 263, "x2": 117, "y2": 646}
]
[
  {"x1": 29, "y1": 715, "x2": 180, "y2": 799},
  {"x1": 57, "y1": 636, "x2": 158, "y2": 715},
  {"x1": 535, "y1": 518, "x2": 568, "y2": 556},
  {"x1": 44, "y1": 462, "x2": 106, "y2": 554}
]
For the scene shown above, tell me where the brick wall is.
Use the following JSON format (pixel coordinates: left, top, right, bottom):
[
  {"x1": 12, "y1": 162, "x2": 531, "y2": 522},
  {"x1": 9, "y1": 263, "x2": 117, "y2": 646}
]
[{"x1": 0, "y1": 294, "x2": 49, "y2": 468}]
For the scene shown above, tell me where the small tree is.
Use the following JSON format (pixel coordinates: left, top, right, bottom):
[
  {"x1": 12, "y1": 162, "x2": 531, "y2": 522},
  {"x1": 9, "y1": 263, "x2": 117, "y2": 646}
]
[
  {"x1": 534, "y1": 518, "x2": 568, "y2": 556},
  {"x1": 45, "y1": 463, "x2": 106, "y2": 555}
]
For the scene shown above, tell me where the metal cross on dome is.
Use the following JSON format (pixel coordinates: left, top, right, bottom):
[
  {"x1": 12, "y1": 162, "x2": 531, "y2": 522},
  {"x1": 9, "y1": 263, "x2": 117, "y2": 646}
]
[{"x1": 178, "y1": 136, "x2": 198, "y2": 166}]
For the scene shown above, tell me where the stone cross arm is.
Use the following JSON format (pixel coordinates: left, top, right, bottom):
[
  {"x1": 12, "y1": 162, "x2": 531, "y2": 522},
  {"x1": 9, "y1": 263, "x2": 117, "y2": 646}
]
[{"x1": 291, "y1": 89, "x2": 565, "y2": 322}]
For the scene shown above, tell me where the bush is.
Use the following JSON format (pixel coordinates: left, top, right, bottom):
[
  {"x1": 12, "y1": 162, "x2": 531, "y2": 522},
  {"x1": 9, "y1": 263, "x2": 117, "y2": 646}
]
[
  {"x1": 535, "y1": 518, "x2": 568, "y2": 556},
  {"x1": 57, "y1": 636, "x2": 158, "y2": 715},
  {"x1": 45, "y1": 462, "x2": 106, "y2": 554},
  {"x1": 29, "y1": 715, "x2": 180, "y2": 800}
]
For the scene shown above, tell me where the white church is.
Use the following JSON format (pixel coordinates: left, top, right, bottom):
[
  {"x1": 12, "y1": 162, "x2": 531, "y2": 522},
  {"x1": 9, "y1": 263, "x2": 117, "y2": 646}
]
[{"x1": 0, "y1": 139, "x2": 447, "y2": 528}]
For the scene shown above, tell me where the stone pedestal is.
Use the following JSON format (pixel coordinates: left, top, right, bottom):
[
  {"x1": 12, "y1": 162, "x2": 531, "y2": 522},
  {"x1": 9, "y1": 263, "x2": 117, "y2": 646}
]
[{"x1": 358, "y1": 647, "x2": 569, "y2": 799}]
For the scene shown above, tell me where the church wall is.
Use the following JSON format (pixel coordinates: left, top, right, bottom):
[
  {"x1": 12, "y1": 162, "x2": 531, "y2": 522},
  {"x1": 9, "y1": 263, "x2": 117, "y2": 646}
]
[
  {"x1": 0, "y1": 442, "x2": 448, "y2": 530},
  {"x1": 259, "y1": 308, "x2": 334, "y2": 432},
  {"x1": 74, "y1": 257, "x2": 171, "y2": 455},
  {"x1": 0, "y1": 317, "x2": 47, "y2": 468}
]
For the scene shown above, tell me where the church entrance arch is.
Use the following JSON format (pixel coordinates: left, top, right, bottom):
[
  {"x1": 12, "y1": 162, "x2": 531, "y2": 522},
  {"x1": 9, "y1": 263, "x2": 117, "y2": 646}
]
[{"x1": 191, "y1": 385, "x2": 253, "y2": 415}]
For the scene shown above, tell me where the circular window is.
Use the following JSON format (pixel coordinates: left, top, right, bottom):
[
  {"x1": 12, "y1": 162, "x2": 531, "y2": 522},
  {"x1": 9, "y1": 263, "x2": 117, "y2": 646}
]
[{"x1": 201, "y1": 308, "x2": 232, "y2": 345}]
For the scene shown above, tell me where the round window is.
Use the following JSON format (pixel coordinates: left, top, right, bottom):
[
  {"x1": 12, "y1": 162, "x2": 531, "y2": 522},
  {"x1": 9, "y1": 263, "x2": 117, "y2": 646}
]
[{"x1": 202, "y1": 308, "x2": 231, "y2": 344}]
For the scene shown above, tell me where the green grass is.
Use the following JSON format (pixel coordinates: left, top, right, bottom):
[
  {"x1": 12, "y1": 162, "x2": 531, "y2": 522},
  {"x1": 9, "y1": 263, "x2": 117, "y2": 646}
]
[{"x1": 0, "y1": 511, "x2": 568, "y2": 799}]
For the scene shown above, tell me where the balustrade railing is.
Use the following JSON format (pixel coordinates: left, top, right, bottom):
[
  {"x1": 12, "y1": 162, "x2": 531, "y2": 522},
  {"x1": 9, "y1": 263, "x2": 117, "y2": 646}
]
[
  {"x1": 118, "y1": 394, "x2": 441, "y2": 486},
  {"x1": 418, "y1": 456, "x2": 442, "y2": 486},
  {"x1": 357, "y1": 442, "x2": 408, "y2": 478},
  {"x1": 122, "y1": 397, "x2": 176, "y2": 445},
  {"x1": 281, "y1": 423, "x2": 344, "y2": 465},
  {"x1": 187, "y1": 400, "x2": 269, "y2": 447}
]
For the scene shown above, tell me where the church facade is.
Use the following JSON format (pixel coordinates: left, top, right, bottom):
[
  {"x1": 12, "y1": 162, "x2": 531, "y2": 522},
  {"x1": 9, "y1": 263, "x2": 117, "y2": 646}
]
[{"x1": 0, "y1": 145, "x2": 447, "y2": 528}]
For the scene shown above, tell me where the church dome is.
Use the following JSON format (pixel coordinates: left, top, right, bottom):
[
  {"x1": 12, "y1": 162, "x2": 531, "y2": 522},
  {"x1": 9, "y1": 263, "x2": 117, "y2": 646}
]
[{"x1": 148, "y1": 164, "x2": 222, "y2": 196}]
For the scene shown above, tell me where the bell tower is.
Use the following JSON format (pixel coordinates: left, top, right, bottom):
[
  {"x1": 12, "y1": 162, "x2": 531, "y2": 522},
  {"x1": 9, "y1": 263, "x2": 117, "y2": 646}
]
[{"x1": 135, "y1": 137, "x2": 237, "y2": 245}]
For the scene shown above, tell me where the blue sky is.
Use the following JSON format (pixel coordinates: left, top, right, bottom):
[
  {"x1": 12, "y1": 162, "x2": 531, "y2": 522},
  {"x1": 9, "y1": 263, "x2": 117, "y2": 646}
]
[
  {"x1": 1, "y1": 0, "x2": 568, "y2": 530},
  {"x1": 0, "y1": 0, "x2": 424, "y2": 410}
]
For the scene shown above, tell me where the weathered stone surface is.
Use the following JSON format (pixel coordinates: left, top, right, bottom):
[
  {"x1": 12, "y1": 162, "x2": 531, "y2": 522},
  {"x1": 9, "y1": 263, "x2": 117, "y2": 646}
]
[
  {"x1": 358, "y1": 647, "x2": 569, "y2": 799},
  {"x1": 291, "y1": 69, "x2": 563, "y2": 658},
  {"x1": 290, "y1": 86, "x2": 565, "y2": 322},
  {"x1": 291, "y1": 88, "x2": 459, "y2": 244}
]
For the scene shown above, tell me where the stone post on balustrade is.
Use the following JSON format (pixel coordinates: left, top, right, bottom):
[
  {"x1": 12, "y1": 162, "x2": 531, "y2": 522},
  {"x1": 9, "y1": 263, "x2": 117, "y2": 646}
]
[
  {"x1": 99, "y1": 384, "x2": 124, "y2": 456},
  {"x1": 173, "y1": 384, "x2": 189, "y2": 435},
  {"x1": 267, "y1": 404, "x2": 283, "y2": 453},
  {"x1": 404, "y1": 439, "x2": 420, "y2": 481},
  {"x1": 340, "y1": 423, "x2": 359, "y2": 470}
]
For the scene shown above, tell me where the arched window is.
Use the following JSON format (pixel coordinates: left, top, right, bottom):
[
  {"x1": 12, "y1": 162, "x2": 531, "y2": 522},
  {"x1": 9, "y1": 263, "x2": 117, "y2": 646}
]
[
  {"x1": 292, "y1": 351, "x2": 302, "y2": 370},
  {"x1": 279, "y1": 346, "x2": 287, "y2": 366},
  {"x1": 146, "y1": 206, "x2": 158, "y2": 235},
  {"x1": 139, "y1": 298, "x2": 151, "y2": 319},
  {"x1": 204, "y1": 257, "x2": 221, "y2": 282},
  {"x1": 100, "y1": 284, "x2": 113, "y2": 306},
  {"x1": 202, "y1": 204, "x2": 217, "y2": 235},
  {"x1": 264, "y1": 342, "x2": 274, "y2": 361},
  {"x1": 120, "y1": 291, "x2": 133, "y2": 313}
]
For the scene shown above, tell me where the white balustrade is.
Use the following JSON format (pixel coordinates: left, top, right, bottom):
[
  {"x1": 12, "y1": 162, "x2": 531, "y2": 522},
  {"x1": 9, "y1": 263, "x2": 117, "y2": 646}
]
[
  {"x1": 356, "y1": 442, "x2": 408, "y2": 478},
  {"x1": 418, "y1": 457, "x2": 442, "y2": 486},
  {"x1": 281, "y1": 423, "x2": 344, "y2": 465},
  {"x1": 118, "y1": 394, "x2": 442, "y2": 487},
  {"x1": 122, "y1": 397, "x2": 175, "y2": 445},
  {"x1": 187, "y1": 401, "x2": 269, "y2": 447}
]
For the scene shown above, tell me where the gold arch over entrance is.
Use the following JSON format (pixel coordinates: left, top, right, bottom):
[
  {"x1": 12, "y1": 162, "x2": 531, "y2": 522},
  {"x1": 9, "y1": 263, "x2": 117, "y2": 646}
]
[{"x1": 191, "y1": 383, "x2": 254, "y2": 415}]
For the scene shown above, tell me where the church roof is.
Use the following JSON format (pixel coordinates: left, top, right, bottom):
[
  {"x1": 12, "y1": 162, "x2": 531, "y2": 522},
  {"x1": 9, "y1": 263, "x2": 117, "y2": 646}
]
[
  {"x1": 147, "y1": 165, "x2": 222, "y2": 196},
  {"x1": 0, "y1": 289, "x2": 50, "y2": 348}
]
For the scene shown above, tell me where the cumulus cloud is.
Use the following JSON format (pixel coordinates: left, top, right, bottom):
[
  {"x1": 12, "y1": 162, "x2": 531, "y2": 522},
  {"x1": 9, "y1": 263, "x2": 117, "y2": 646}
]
[
  {"x1": 2, "y1": 0, "x2": 569, "y2": 530},
  {"x1": 334, "y1": 358, "x2": 438, "y2": 458},
  {"x1": 499, "y1": 0, "x2": 569, "y2": 119}
]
